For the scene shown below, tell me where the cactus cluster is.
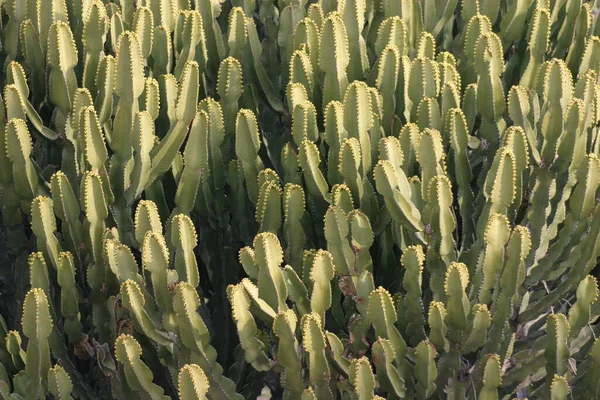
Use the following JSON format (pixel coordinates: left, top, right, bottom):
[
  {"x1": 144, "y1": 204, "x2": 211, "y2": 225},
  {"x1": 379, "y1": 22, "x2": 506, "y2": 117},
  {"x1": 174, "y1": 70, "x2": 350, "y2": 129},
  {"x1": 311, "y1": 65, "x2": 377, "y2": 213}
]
[{"x1": 2, "y1": 0, "x2": 600, "y2": 399}]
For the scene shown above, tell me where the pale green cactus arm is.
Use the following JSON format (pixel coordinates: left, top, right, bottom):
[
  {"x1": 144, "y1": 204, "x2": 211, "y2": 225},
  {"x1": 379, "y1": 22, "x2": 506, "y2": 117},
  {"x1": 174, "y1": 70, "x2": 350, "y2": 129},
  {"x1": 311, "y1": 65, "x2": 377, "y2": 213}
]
[
  {"x1": 67, "y1": 88, "x2": 95, "y2": 173},
  {"x1": 374, "y1": 160, "x2": 423, "y2": 233},
  {"x1": 142, "y1": 231, "x2": 175, "y2": 331},
  {"x1": 81, "y1": 171, "x2": 109, "y2": 264},
  {"x1": 485, "y1": 226, "x2": 530, "y2": 355},
  {"x1": 46, "y1": 21, "x2": 78, "y2": 118},
  {"x1": 108, "y1": 9, "x2": 124, "y2": 56},
  {"x1": 566, "y1": 4, "x2": 593, "y2": 73},
  {"x1": 141, "y1": 78, "x2": 161, "y2": 121},
  {"x1": 331, "y1": 184, "x2": 354, "y2": 214},
  {"x1": 319, "y1": 12, "x2": 350, "y2": 106},
  {"x1": 277, "y1": 5, "x2": 304, "y2": 89},
  {"x1": 50, "y1": 172, "x2": 82, "y2": 258},
  {"x1": 479, "y1": 354, "x2": 502, "y2": 400},
  {"x1": 498, "y1": 0, "x2": 529, "y2": 43},
  {"x1": 149, "y1": 61, "x2": 199, "y2": 185},
  {"x1": 416, "y1": 97, "x2": 441, "y2": 132},
  {"x1": 338, "y1": 0, "x2": 368, "y2": 81},
  {"x1": 147, "y1": 0, "x2": 175, "y2": 31},
  {"x1": 477, "y1": 148, "x2": 516, "y2": 234},
  {"x1": 292, "y1": 101, "x2": 319, "y2": 147},
  {"x1": 173, "y1": 282, "x2": 242, "y2": 399},
  {"x1": 47, "y1": 365, "x2": 73, "y2": 400},
  {"x1": 151, "y1": 25, "x2": 174, "y2": 75},
  {"x1": 174, "y1": 10, "x2": 207, "y2": 79},
  {"x1": 22, "y1": 288, "x2": 53, "y2": 399},
  {"x1": 56, "y1": 252, "x2": 82, "y2": 342},
  {"x1": 338, "y1": 138, "x2": 364, "y2": 207},
  {"x1": 348, "y1": 357, "x2": 375, "y2": 400},
  {"x1": 30, "y1": 196, "x2": 62, "y2": 269},
  {"x1": 372, "y1": 338, "x2": 406, "y2": 398},
  {"x1": 475, "y1": 32, "x2": 506, "y2": 147},
  {"x1": 368, "y1": 287, "x2": 408, "y2": 374},
  {"x1": 5, "y1": 331, "x2": 25, "y2": 372},
  {"x1": 472, "y1": 214, "x2": 511, "y2": 305},
  {"x1": 104, "y1": 239, "x2": 144, "y2": 286},
  {"x1": 545, "y1": 314, "x2": 570, "y2": 383},
  {"x1": 196, "y1": 98, "x2": 227, "y2": 220},
  {"x1": 407, "y1": 57, "x2": 439, "y2": 121},
  {"x1": 82, "y1": 0, "x2": 108, "y2": 90},
  {"x1": 194, "y1": 0, "x2": 225, "y2": 77},
  {"x1": 423, "y1": 175, "x2": 456, "y2": 269},
  {"x1": 242, "y1": 15, "x2": 284, "y2": 112},
  {"x1": 273, "y1": 311, "x2": 304, "y2": 397},
  {"x1": 4, "y1": 119, "x2": 38, "y2": 205},
  {"x1": 461, "y1": 304, "x2": 491, "y2": 353},
  {"x1": 416, "y1": 128, "x2": 446, "y2": 201},
  {"x1": 414, "y1": 340, "x2": 437, "y2": 399},
  {"x1": 538, "y1": 59, "x2": 574, "y2": 164},
  {"x1": 217, "y1": 57, "x2": 243, "y2": 136},
  {"x1": 110, "y1": 31, "x2": 146, "y2": 200},
  {"x1": 114, "y1": 334, "x2": 170, "y2": 399},
  {"x1": 445, "y1": 108, "x2": 475, "y2": 246},
  {"x1": 323, "y1": 101, "x2": 347, "y2": 185},
  {"x1": 94, "y1": 55, "x2": 116, "y2": 125},
  {"x1": 124, "y1": 111, "x2": 156, "y2": 204},
  {"x1": 349, "y1": 210, "x2": 374, "y2": 273},
  {"x1": 5, "y1": 63, "x2": 58, "y2": 140},
  {"x1": 343, "y1": 82, "x2": 373, "y2": 174},
  {"x1": 239, "y1": 278, "x2": 277, "y2": 323},
  {"x1": 507, "y1": 85, "x2": 541, "y2": 166},
  {"x1": 445, "y1": 262, "x2": 470, "y2": 342},
  {"x1": 281, "y1": 265, "x2": 311, "y2": 316},
  {"x1": 290, "y1": 49, "x2": 315, "y2": 102},
  {"x1": 256, "y1": 176, "x2": 282, "y2": 234},
  {"x1": 568, "y1": 276, "x2": 599, "y2": 337},
  {"x1": 301, "y1": 313, "x2": 333, "y2": 399},
  {"x1": 325, "y1": 330, "x2": 350, "y2": 375},
  {"x1": 298, "y1": 140, "x2": 330, "y2": 201},
  {"x1": 235, "y1": 109, "x2": 264, "y2": 203},
  {"x1": 174, "y1": 110, "x2": 208, "y2": 214},
  {"x1": 292, "y1": 17, "x2": 320, "y2": 77},
  {"x1": 227, "y1": 283, "x2": 271, "y2": 371},
  {"x1": 428, "y1": 302, "x2": 448, "y2": 352},
  {"x1": 3, "y1": 84, "x2": 26, "y2": 125},
  {"x1": 376, "y1": 17, "x2": 407, "y2": 57},
  {"x1": 227, "y1": 7, "x2": 247, "y2": 63},
  {"x1": 78, "y1": 105, "x2": 110, "y2": 176},
  {"x1": 423, "y1": 0, "x2": 458, "y2": 36},
  {"x1": 178, "y1": 364, "x2": 209, "y2": 400},
  {"x1": 28, "y1": 252, "x2": 50, "y2": 295},
  {"x1": 252, "y1": 232, "x2": 288, "y2": 312},
  {"x1": 170, "y1": 214, "x2": 199, "y2": 288},
  {"x1": 401, "y1": 245, "x2": 426, "y2": 344},
  {"x1": 287, "y1": 82, "x2": 309, "y2": 118},
  {"x1": 119, "y1": 280, "x2": 173, "y2": 347},
  {"x1": 308, "y1": 250, "x2": 335, "y2": 318},
  {"x1": 519, "y1": 8, "x2": 550, "y2": 89},
  {"x1": 323, "y1": 206, "x2": 353, "y2": 276},
  {"x1": 550, "y1": 375, "x2": 570, "y2": 400},
  {"x1": 283, "y1": 184, "x2": 306, "y2": 271},
  {"x1": 135, "y1": 199, "x2": 164, "y2": 244}
]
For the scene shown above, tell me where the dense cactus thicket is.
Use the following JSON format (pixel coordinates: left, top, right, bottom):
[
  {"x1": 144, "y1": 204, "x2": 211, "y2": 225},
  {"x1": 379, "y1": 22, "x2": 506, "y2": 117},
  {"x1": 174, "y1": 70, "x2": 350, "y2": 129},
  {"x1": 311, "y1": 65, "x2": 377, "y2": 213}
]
[{"x1": 4, "y1": 0, "x2": 600, "y2": 398}]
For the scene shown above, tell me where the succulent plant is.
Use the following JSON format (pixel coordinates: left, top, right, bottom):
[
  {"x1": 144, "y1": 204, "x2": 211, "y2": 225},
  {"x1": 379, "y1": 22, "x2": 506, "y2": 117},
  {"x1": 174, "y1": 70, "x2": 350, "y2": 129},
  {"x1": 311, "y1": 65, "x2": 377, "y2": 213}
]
[{"x1": 1, "y1": 1, "x2": 600, "y2": 399}]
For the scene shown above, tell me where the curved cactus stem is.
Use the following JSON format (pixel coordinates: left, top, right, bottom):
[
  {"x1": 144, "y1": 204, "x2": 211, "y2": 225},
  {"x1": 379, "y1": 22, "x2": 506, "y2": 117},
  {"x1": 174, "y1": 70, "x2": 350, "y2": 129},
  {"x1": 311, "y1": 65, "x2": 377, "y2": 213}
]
[{"x1": 114, "y1": 334, "x2": 170, "y2": 399}]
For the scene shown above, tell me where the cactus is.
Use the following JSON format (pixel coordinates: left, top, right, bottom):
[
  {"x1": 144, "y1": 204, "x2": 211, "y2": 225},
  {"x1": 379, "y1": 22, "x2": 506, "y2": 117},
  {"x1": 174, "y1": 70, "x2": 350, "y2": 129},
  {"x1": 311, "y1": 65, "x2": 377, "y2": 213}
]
[{"x1": 1, "y1": 1, "x2": 600, "y2": 399}]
